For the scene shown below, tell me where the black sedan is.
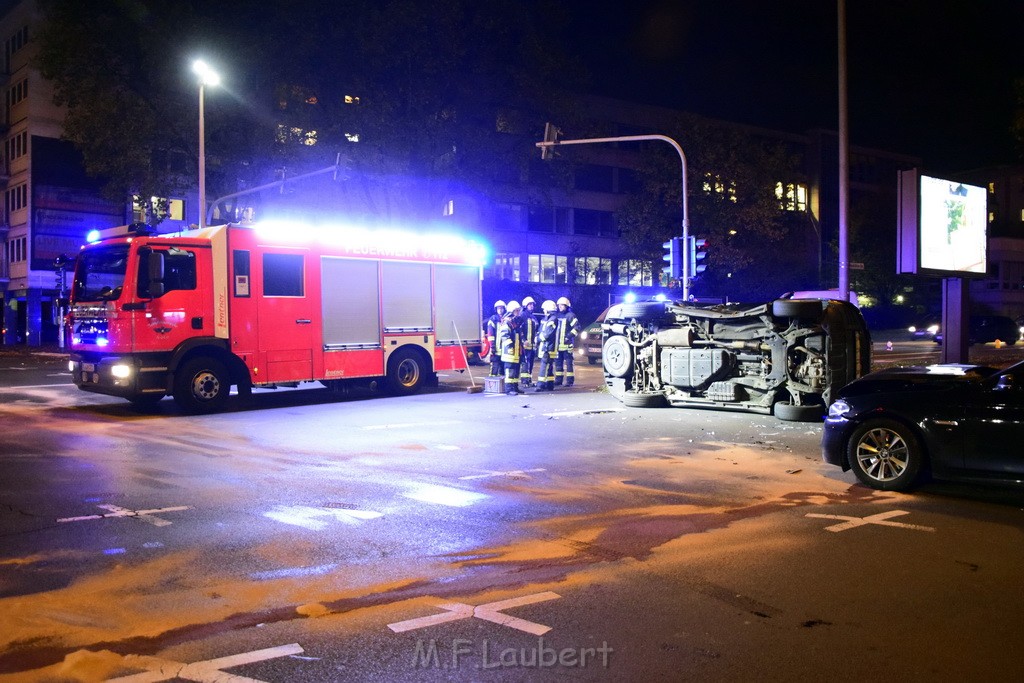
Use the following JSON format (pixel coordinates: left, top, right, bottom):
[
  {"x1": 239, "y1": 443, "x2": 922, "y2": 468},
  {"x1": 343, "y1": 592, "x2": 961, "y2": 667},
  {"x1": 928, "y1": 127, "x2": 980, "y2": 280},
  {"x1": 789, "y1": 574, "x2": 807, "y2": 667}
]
[{"x1": 822, "y1": 361, "x2": 1024, "y2": 491}]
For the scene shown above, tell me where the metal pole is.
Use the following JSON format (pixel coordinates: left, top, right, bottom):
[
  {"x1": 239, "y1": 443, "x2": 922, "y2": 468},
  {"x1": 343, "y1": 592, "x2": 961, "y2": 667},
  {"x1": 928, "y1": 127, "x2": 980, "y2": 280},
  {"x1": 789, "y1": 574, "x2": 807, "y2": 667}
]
[
  {"x1": 198, "y1": 82, "x2": 206, "y2": 229},
  {"x1": 837, "y1": 0, "x2": 850, "y2": 299},
  {"x1": 536, "y1": 134, "x2": 690, "y2": 298}
]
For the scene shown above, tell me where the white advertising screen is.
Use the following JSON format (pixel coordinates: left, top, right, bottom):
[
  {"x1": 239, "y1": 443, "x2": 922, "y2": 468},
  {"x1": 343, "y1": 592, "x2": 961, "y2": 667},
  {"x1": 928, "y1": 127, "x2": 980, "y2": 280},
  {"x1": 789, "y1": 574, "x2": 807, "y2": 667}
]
[{"x1": 918, "y1": 175, "x2": 987, "y2": 274}]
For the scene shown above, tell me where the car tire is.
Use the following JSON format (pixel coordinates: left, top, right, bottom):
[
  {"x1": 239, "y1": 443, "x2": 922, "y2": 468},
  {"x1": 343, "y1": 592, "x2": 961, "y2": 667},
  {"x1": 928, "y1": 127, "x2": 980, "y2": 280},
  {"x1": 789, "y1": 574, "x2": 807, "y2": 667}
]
[
  {"x1": 846, "y1": 418, "x2": 923, "y2": 491},
  {"x1": 174, "y1": 357, "x2": 230, "y2": 414},
  {"x1": 622, "y1": 390, "x2": 666, "y2": 408},
  {"x1": 387, "y1": 347, "x2": 427, "y2": 395},
  {"x1": 773, "y1": 400, "x2": 824, "y2": 422},
  {"x1": 772, "y1": 299, "x2": 823, "y2": 320},
  {"x1": 602, "y1": 334, "x2": 633, "y2": 378}
]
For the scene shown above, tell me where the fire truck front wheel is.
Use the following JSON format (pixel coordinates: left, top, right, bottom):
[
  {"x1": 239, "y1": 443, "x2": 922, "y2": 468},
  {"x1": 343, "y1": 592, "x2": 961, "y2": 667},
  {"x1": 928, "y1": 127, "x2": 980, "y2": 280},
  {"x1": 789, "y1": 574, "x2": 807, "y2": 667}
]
[
  {"x1": 174, "y1": 357, "x2": 230, "y2": 414},
  {"x1": 387, "y1": 347, "x2": 427, "y2": 395}
]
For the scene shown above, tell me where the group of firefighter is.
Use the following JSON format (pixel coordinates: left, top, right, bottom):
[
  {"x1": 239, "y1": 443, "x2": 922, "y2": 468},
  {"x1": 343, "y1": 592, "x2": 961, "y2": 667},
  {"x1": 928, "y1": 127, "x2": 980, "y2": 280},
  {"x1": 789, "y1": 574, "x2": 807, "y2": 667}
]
[{"x1": 485, "y1": 296, "x2": 581, "y2": 396}]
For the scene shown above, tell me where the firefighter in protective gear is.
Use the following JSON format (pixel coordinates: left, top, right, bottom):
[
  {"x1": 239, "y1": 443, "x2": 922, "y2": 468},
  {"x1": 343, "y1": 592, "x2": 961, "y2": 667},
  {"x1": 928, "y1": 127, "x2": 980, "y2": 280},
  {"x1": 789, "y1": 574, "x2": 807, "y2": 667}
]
[
  {"x1": 498, "y1": 301, "x2": 524, "y2": 395},
  {"x1": 486, "y1": 300, "x2": 506, "y2": 377},
  {"x1": 554, "y1": 296, "x2": 580, "y2": 387},
  {"x1": 518, "y1": 296, "x2": 538, "y2": 387},
  {"x1": 534, "y1": 300, "x2": 558, "y2": 391}
]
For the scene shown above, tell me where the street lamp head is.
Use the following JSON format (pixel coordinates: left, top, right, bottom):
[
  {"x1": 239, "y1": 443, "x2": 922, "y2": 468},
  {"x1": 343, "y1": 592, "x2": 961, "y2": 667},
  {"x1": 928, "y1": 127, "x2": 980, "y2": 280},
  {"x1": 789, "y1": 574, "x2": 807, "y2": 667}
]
[{"x1": 192, "y1": 59, "x2": 220, "y2": 87}]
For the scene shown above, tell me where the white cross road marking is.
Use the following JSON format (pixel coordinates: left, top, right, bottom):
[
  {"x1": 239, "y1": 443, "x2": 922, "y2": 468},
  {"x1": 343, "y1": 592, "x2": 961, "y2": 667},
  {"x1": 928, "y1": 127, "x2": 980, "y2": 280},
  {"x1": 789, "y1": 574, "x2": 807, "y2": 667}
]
[
  {"x1": 263, "y1": 505, "x2": 383, "y2": 531},
  {"x1": 107, "y1": 643, "x2": 303, "y2": 682},
  {"x1": 361, "y1": 420, "x2": 462, "y2": 431},
  {"x1": 388, "y1": 591, "x2": 561, "y2": 636},
  {"x1": 459, "y1": 468, "x2": 546, "y2": 480},
  {"x1": 806, "y1": 509, "x2": 936, "y2": 533},
  {"x1": 57, "y1": 504, "x2": 193, "y2": 527}
]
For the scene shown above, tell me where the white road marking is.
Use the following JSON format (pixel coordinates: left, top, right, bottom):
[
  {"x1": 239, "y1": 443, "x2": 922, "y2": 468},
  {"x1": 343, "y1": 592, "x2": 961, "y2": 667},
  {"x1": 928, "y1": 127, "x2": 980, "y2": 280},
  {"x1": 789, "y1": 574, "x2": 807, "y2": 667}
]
[
  {"x1": 459, "y1": 468, "x2": 546, "y2": 480},
  {"x1": 263, "y1": 505, "x2": 383, "y2": 530},
  {"x1": 541, "y1": 408, "x2": 625, "y2": 418},
  {"x1": 388, "y1": 592, "x2": 561, "y2": 635},
  {"x1": 361, "y1": 420, "x2": 462, "y2": 431},
  {"x1": 57, "y1": 504, "x2": 192, "y2": 527},
  {"x1": 107, "y1": 642, "x2": 304, "y2": 682},
  {"x1": 806, "y1": 509, "x2": 936, "y2": 533},
  {"x1": 402, "y1": 484, "x2": 488, "y2": 507}
]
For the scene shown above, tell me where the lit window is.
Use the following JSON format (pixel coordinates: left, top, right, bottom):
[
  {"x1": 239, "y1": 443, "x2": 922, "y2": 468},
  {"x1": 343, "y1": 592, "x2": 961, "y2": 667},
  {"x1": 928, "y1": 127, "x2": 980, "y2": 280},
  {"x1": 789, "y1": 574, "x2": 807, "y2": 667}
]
[
  {"x1": 344, "y1": 95, "x2": 361, "y2": 105},
  {"x1": 775, "y1": 182, "x2": 807, "y2": 212},
  {"x1": 443, "y1": 199, "x2": 454, "y2": 216},
  {"x1": 617, "y1": 259, "x2": 653, "y2": 287},
  {"x1": 574, "y1": 256, "x2": 612, "y2": 285},
  {"x1": 344, "y1": 132, "x2": 360, "y2": 142},
  {"x1": 988, "y1": 182, "x2": 995, "y2": 194},
  {"x1": 303, "y1": 130, "x2": 317, "y2": 146},
  {"x1": 703, "y1": 173, "x2": 737, "y2": 203},
  {"x1": 527, "y1": 254, "x2": 567, "y2": 283}
]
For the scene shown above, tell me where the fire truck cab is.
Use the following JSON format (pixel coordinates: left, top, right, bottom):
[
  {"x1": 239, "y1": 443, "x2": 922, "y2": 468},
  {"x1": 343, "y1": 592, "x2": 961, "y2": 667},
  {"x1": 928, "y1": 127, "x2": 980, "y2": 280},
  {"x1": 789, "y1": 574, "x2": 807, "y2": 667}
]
[{"x1": 67, "y1": 221, "x2": 485, "y2": 413}]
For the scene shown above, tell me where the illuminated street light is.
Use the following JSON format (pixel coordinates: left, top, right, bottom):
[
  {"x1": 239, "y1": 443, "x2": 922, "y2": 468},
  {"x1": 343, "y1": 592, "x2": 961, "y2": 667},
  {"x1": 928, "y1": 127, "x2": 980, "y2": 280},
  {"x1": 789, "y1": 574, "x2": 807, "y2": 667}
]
[{"x1": 192, "y1": 60, "x2": 220, "y2": 228}]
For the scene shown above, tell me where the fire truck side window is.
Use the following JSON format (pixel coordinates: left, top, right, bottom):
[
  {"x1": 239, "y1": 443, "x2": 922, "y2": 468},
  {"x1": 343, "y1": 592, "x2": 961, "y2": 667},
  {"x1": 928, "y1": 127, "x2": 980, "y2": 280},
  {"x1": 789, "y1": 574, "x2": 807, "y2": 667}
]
[
  {"x1": 263, "y1": 253, "x2": 305, "y2": 297},
  {"x1": 136, "y1": 248, "x2": 196, "y2": 297}
]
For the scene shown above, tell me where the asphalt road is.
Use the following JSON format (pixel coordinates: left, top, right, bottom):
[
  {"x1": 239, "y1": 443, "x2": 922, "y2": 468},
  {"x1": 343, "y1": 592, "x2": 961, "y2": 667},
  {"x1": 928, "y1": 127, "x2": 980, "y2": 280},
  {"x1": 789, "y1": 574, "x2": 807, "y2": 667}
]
[{"x1": 1, "y1": 346, "x2": 1024, "y2": 681}]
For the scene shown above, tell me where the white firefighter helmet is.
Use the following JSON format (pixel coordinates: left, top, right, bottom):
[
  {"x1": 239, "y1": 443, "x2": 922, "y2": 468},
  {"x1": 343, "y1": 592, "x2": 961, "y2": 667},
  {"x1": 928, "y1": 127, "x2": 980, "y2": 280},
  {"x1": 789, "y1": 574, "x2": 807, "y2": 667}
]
[
  {"x1": 541, "y1": 300, "x2": 557, "y2": 314},
  {"x1": 557, "y1": 296, "x2": 571, "y2": 307},
  {"x1": 506, "y1": 300, "x2": 522, "y2": 313},
  {"x1": 494, "y1": 300, "x2": 506, "y2": 310},
  {"x1": 522, "y1": 296, "x2": 535, "y2": 307}
]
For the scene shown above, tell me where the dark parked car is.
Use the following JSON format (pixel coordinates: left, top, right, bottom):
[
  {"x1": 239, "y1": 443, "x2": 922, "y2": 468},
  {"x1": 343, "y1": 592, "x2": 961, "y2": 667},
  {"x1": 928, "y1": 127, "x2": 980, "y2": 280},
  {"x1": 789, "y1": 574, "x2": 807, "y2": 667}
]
[
  {"x1": 822, "y1": 361, "x2": 1024, "y2": 491},
  {"x1": 933, "y1": 315, "x2": 1019, "y2": 345},
  {"x1": 574, "y1": 307, "x2": 609, "y2": 366}
]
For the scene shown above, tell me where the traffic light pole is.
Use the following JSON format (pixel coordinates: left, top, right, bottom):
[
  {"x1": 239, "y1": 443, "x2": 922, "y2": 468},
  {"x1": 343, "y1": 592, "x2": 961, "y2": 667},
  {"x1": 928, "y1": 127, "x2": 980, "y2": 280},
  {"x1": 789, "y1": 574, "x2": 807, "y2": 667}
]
[{"x1": 537, "y1": 132, "x2": 691, "y2": 299}]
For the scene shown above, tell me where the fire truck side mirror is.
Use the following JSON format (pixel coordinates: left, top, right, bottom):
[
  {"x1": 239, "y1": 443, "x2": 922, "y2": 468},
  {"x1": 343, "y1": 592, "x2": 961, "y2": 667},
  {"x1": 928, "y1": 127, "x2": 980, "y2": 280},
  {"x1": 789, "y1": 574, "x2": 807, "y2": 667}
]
[{"x1": 138, "y1": 247, "x2": 166, "y2": 299}]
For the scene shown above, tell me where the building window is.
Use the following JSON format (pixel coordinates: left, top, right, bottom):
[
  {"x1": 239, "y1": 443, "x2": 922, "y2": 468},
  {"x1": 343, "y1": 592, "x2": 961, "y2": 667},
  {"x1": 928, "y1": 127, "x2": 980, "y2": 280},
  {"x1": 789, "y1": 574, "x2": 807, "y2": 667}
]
[
  {"x1": 527, "y1": 206, "x2": 570, "y2": 234},
  {"x1": 4, "y1": 26, "x2": 28, "y2": 72},
  {"x1": 493, "y1": 252, "x2": 520, "y2": 281},
  {"x1": 6, "y1": 235, "x2": 27, "y2": 263},
  {"x1": 5, "y1": 78, "x2": 28, "y2": 108},
  {"x1": 574, "y1": 256, "x2": 612, "y2": 285},
  {"x1": 575, "y1": 164, "x2": 614, "y2": 193},
  {"x1": 703, "y1": 172, "x2": 737, "y2": 203},
  {"x1": 775, "y1": 182, "x2": 807, "y2": 212},
  {"x1": 494, "y1": 203, "x2": 524, "y2": 231},
  {"x1": 617, "y1": 259, "x2": 653, "y2": 287},
  {"x1": 275, "y1": 124, "x2": 318, "y2": 146},
  {"x1": 527, "y1": 254, "x2": 567, "y2": 283},
  {"x1": 5, "y1": 182, "x2": 27, "y2": 214},
  {"x1": 573, "y1": 208, "x2": 618, "y2": 237},
  {"x1": 4, "y1": 130, "x2": 27, "y2": 164}
]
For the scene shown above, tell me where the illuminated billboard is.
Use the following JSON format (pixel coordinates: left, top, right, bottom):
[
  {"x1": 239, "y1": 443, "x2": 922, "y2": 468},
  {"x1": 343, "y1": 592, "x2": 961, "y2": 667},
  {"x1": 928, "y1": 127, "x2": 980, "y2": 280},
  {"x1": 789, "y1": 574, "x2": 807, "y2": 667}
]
[{"x1": 898, "y1": 168, "x2": 987, "y2": 277}]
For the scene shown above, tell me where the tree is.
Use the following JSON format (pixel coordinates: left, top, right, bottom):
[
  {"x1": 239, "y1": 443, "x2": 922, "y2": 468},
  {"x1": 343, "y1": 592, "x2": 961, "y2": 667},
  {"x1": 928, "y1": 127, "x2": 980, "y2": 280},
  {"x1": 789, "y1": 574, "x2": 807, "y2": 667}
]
[
  {"x1": 615, "y1": 113, "x2": 814, "y2": 300},
  {"x1": 34, "y1": 0, "x2": 584, "y2": 223}
]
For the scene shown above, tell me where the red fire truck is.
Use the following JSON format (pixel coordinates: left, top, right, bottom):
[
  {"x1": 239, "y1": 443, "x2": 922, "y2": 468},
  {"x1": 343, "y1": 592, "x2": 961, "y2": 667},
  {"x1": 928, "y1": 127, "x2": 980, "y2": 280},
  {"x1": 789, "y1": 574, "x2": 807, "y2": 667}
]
[{"x1": 67, "y1": 221, "x2": 485, "y2": 413}]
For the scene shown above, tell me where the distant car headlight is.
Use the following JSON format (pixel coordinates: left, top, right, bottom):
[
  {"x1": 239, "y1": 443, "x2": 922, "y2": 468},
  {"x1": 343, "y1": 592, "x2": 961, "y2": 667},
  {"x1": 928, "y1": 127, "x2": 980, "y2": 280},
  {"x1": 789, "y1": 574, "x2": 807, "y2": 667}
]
[
  {"x1": 581, "y1": 331, "x2": 589, "y2": 340},
  {"x1": 927, "y1": 324, "x2": 939, "y2": 335},
  {"x1": 827, "y1": 399, "x2": 851, "y2": 419}
]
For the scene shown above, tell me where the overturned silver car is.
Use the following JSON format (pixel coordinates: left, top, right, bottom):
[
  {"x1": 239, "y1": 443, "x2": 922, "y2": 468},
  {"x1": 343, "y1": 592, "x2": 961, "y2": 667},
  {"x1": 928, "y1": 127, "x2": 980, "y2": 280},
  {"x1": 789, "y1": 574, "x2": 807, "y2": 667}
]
[{"x1": 602, "y1": 298, "x2": 871, "y2": 421}]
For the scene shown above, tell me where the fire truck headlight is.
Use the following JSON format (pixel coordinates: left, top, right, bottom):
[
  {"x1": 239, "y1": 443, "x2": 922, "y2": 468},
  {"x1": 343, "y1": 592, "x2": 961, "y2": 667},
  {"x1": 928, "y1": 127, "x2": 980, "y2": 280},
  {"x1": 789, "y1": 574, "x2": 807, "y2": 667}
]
[{"x1": 111, "y1": 364, "x2": 132, "y2": 379}]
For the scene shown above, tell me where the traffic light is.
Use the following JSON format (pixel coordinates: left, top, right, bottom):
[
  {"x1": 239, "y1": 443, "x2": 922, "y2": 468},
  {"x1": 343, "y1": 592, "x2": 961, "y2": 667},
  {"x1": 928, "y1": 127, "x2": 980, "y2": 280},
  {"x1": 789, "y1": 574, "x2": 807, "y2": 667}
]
[
  {"x1": 662, "y1": 237, "x2": 682, "y2": 279},
  {"x1": 689, "y1": 236, "x2": 709, "y2": 278},
  {"x1": 540, "y1": 122, "x2": 560, "y2": 160}
]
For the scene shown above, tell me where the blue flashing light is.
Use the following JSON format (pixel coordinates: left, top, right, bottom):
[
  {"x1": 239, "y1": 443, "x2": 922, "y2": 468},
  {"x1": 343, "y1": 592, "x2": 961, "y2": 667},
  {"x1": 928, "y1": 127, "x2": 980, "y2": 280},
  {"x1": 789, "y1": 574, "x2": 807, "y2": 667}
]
[
  {"x1": 623, "y1": 292, "x2": 637, "y2": 303},
  {"x1": 86, "y1": 230, "x2": 101, "y2": 243},
  {"x1": 653, "y1": 293, "x2": 667, "y2": 302}
]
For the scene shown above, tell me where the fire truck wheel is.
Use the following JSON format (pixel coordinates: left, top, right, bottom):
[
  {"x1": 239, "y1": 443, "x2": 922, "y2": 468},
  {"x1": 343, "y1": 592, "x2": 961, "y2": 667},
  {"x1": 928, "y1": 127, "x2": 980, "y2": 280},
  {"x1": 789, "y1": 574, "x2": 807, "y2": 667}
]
[
  {"x1": 174, "y1": 357, "x2": 230, "y2": 414},
  {"x1": 387, "y1": 348, "x2": 426, "y2": 395}
]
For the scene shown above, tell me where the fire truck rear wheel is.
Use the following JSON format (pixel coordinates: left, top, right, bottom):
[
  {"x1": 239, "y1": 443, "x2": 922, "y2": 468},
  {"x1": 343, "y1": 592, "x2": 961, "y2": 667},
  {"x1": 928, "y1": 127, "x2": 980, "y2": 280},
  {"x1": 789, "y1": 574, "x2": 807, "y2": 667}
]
[
  {"x1": 387, "y1": 348, "x2": 426, "y2": 395},
  {"x1": 174, "y1": 357, "x2": 230, "y2": 414}
]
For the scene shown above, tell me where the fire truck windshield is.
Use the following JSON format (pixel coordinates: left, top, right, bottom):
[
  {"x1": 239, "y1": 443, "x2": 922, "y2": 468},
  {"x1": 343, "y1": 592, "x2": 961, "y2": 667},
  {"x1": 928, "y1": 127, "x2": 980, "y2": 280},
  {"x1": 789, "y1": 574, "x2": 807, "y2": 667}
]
[{"x1": 73, "y1": 245, "x2": 130, "y2": 302}]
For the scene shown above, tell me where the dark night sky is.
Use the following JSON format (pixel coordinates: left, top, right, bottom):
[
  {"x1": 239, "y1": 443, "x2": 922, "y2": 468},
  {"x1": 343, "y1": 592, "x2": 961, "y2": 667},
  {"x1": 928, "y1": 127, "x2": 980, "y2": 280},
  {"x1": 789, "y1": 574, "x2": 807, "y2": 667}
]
[{"x1": 562, "y1": 0, "x2": 1024, "y2": 172}]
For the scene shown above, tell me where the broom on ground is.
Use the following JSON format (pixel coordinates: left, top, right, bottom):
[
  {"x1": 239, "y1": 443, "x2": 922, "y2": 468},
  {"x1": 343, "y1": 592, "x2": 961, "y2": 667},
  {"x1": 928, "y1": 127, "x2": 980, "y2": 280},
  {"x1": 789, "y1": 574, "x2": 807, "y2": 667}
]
[{"x1": 452, "y1": 320, "x2": 483, "y2": 394}]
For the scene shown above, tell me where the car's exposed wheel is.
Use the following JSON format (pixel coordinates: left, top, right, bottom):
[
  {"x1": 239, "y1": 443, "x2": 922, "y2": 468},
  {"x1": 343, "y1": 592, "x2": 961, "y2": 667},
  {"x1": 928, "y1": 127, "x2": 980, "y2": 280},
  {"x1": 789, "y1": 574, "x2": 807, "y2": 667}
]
[
  {"x1": 772, "y1": 299, "x2": 823, "y2": 320},
  {"x1": 174, "y1": 357, "x2": 230, "y2": 414},
  {"x1": 602, "y1": 334, "x2": 633, "y2": 378},
  {"x1": 387, "y1": 347, "x2": 427, "y2": 395},
  {"x1": 622, "y1": 390, "x2": 666, "y2": 408},
  {"x1": 773, "y1": 400, "x2": 824, "y2": 422},
  {"x1": 847, "y1": 419, "x2": 923, "y2": 491}
]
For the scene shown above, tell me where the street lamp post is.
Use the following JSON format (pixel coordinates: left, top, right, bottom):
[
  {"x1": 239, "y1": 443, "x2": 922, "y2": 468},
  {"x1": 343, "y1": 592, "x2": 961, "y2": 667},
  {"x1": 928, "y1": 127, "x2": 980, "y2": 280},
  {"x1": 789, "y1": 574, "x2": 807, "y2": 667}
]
[{"x1": 192, "y1": 60, "x2": 220, "y2": 229}]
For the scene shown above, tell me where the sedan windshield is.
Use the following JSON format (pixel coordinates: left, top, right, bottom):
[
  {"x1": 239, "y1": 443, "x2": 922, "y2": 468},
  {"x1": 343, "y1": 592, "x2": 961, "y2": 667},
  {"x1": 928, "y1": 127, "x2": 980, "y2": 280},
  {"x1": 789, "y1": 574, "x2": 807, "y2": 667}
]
[{"x1": 72, "y1": 246, "x2": 130, "y2": 302}]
